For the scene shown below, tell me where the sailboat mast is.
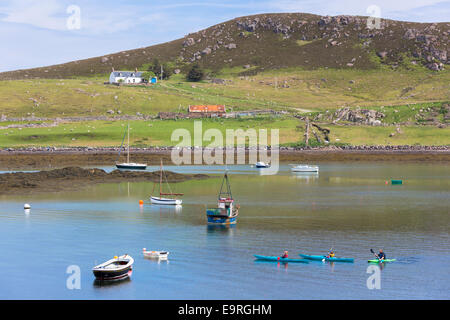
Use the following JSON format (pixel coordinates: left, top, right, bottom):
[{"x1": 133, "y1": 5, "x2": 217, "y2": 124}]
[
  {"x1": 127, "y1": 123, "x2": 130, "y2": 163},
  {"x1": 159, "y1": 159, "x2": 163, "y2": 195}
]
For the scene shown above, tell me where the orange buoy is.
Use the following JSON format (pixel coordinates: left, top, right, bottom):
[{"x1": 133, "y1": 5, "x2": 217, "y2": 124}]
[{"x1": 139, "y1": 200, "x2": 144, "y2": 205}]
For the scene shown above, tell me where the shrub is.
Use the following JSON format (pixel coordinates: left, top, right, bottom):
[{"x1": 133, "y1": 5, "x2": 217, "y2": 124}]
[{"x1": 187, "y1": 64, "x2": 205, "y2": 82}]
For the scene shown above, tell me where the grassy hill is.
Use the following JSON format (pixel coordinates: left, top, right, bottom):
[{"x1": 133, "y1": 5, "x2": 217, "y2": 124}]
[
  {"x1": 0, "y1": 13, "x2": 449, "y2": 148},
  {"x1": 0, "y1": 13, "x2": 448, "y2": 80},
  {"x1": 0, "y1": 68, "x2": 449, "y2": 118}
]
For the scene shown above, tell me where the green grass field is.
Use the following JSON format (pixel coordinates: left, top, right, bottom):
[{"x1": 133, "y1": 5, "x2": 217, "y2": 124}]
[
  {"x1": 0, "y1": 67, "x2": 449, "y2": 147},
  {"x1": 0, "y1": 118, "x2": 448, "y2": 147}
]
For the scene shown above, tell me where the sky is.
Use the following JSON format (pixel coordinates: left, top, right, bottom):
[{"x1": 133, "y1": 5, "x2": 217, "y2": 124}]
[{"x1": 0, "y1": 0, "x2": 449, "y2": 72}]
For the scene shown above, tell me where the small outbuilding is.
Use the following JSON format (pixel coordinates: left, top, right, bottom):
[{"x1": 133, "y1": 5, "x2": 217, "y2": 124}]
[{"x1": 188, "y1": 105, "x2": 226, "y2": 117}]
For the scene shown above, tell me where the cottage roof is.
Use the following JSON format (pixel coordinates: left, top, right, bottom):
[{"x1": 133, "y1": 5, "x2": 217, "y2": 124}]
[
  {"x1": 111, "y1": 71, "x2": 143, "y2": 78},
  {"x1": 189, "y1": 105, "x2": 226, "y2": 113}
]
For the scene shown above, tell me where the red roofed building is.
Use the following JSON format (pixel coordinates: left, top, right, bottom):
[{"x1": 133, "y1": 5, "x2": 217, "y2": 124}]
[{"x1": 188, "y1": 105, "x2": 226, "y2": 117}]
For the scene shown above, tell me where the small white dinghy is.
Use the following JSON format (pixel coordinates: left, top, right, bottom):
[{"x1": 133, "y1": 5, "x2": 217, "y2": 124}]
[
  {"x1": 290, "y1": 164, "x2": 319, "y2": 173},
  {"x1": 142, "y1": 248, "x2": 169, "y2": 260}
]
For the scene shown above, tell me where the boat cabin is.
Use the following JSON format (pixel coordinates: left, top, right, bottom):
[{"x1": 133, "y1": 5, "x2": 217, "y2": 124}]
[{"x1": 218, "y1": 197, "x2": 234, "y2": 215}]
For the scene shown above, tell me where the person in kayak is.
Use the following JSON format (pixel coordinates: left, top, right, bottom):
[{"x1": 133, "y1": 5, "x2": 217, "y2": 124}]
[
  {"x1": 377, "y1": 249, "x2": 386, "y2": 260},
  {"x1": 281, "y1": 251, "x2": 289, "y2": 258},
  {"x1": 326, "y1": 250, "x2": 335, "y2": 258}
]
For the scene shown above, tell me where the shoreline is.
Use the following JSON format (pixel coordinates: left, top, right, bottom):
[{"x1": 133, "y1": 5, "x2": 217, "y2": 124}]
[{"x1": 0, "y1": 147, "x2": 449, "y2": 170}]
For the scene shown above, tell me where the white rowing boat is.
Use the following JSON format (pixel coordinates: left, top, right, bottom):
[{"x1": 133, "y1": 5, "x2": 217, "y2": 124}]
[
  {"x1": 92, "y1": 254, "x2": 134, "y2": 281},
  {"x1": 290, "y1": 164, "x2": 319, "y2": 173},
  {"x1": 142, "y1": 248, "x2": 169, "y2": 259}
]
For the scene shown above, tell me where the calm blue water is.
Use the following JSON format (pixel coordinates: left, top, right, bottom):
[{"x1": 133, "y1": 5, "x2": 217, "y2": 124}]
[{"x1": 0, "y1": 162, "x2": 449, "y2": 299}]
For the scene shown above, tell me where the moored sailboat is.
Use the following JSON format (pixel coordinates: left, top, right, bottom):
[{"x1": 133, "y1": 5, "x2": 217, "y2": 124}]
[
  {"x1": 150, "y1": 160, "x2": 183, "y2": 205},
  {"x1": 115, "y1": 123, "x2": 147, "y2": 170},
  {"x1": 206, "y1": 172, "x2": 239, "y2": 225}
]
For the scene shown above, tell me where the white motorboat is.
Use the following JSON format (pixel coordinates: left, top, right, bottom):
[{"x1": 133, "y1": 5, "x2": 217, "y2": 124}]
[
  {"x1": 255, "y1": 161, "x2": 270, "y2": 168},
  {"x1": 150, "y1": 159, "x2": 183, "y2": 205},
  {"x1": 115, "y1": 123, "x2": 147, "y2": 170},
  {"x1": 92, "y1": 254, "x2": 134, "y2": 281},
  {"x1": 290, "y1": 164, "x2": 319, "y2": 173},
  {"x1": 142, "y1": 248, "x2": 169, "y2": 259}
]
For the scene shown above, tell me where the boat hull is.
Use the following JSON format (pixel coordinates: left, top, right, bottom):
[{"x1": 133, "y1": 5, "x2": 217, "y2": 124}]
[
  {"x1": 291, "y1": 167, "x2": 319, "y2": 172},
  {"x1": 143, "y1": 250, "x2": 169, "y2": 259},
  {"x1": 116, "y1": 164, "x2": 147, "y2": 170},
  {"x1": 254, "y1": 255, "x2": 309, "y2": 263},
  {"x1": 151, "y1": 196, "x2": 182, "y2": 205},
  {"x1": 206, "y1": 208, "x2": 238, "y2": 225},
  {"x1": 368, "y1": 259, "x2": 396, "y2": 263},
  {"x1": 93, "y1": 267, "x2": 132, "y2": 281},
  {"x1": 207, "y1": 214, "x2": 237, "y2": 225},
  {"x1": 299, "y1": 253, "x2": 354, "y2": 263}
]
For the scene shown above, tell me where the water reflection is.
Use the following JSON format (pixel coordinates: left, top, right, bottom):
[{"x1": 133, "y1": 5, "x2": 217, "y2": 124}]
[
  {"x1": 257, "y1": 168, "x2": 273, "y2": 176},
  {"x1": 144, "y1": 256, "x2": 170, "y2": 265},
  {"x1": 147, "y1": 204, "x2": 183, "y2": 216},
  {"x1": 206, "y1": 224, "x2": 236, "y2": 236},
  {"x1": 253, "y1": 260, "x2": 290, "y2": 272},
  {"x1": 93, "y1": 276, "x2": 132, "y2": 288},
  {"x1": 291, "y1": 172, "x2": 319, "y2": 182}
]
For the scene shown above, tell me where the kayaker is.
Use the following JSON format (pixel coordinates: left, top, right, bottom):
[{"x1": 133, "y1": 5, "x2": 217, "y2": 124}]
[
  {"x1": 281, "y1": 251, "x2": 289, "y2": 258},
  {"x1": 377, "y1": 249, "x2": 386, "y2": 260},
  {"x1": 327, "y1": 251, "x2": 335, "y2": 258}
]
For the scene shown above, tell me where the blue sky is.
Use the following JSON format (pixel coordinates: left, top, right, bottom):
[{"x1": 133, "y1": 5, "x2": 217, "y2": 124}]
[{"x1": 0, "y1": 0, "x2": 449, "y2": 72}]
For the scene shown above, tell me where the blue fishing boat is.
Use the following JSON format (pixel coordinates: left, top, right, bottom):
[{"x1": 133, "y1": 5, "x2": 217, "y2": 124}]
[{"x1": 206, "y1": 172, "x2": 239, "y2": 225}]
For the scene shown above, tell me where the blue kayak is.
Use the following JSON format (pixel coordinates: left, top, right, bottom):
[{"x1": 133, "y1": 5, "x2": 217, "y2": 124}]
[
  {"x1": 254, "y1": 255, "x2": 309, "y2": 263},
  {"x1": 299, "y1": 253, "x2": 354, "y2": 263}
]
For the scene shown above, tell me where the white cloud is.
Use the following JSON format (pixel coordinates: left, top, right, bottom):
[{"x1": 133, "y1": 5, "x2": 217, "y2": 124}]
[
  {"x1": 0, "y1": 0, "x2": 67, "y2": 31},
  {"x1": 0, "y1": 0, "x2": 166, "y2": 34}
]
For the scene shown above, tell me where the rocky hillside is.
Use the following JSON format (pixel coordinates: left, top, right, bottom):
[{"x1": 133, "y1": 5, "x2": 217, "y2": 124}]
[{"x1": 0, "y1": 13, "x2": 449, "y2": 80}]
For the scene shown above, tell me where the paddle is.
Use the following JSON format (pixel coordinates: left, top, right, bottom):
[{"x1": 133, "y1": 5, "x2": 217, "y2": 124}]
[
  {"x1": 322, "y1": 247, "x2": 334, "y2": 262},
  {"x1": 370, "y1": 249, "x2": 380, "y2": 261}
]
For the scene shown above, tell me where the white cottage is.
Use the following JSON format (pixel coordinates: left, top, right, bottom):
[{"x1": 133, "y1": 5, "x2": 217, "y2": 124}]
[{"x1": 109, "y1": 70, "x2": 144, "y2": 84}]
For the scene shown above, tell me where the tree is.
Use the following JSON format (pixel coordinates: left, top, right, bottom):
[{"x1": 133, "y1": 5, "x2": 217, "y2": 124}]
[
  {"x1": 141, "y1": 71, "x2": 155, "y2": 82},
  {"x1": 187, "y1": 64, "x2": 204, "y2": 82},
  {"x1": 145, "y1": 58, "x2": 173, "y2": 80}
]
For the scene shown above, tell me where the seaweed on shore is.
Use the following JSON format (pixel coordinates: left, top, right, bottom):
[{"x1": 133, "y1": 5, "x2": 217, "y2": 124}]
[{"x1": 0, "y1": 167, "x2": 209, "y2": 195}]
